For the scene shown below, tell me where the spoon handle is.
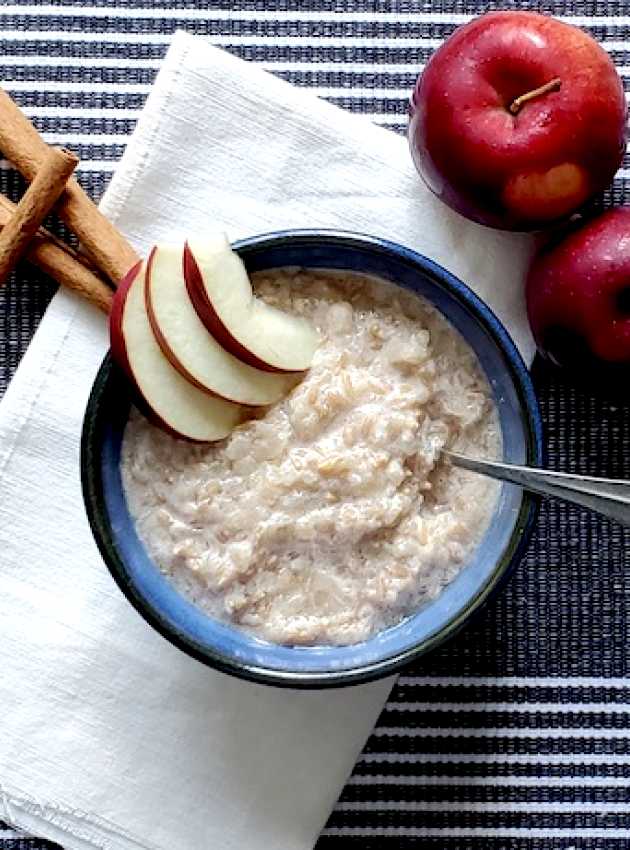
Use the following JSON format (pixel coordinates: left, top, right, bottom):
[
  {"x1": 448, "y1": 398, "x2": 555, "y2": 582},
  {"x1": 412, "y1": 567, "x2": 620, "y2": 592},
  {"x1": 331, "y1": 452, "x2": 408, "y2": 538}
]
[{"x1": 446, "y1": 451, "x2": 630, "y2": 528}]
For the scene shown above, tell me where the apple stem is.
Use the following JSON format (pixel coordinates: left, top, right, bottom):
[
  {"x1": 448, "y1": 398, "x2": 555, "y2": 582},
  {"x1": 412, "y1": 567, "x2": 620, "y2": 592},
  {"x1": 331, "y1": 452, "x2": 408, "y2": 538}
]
[{"x1": 509, "y1": 78, "x2": 562, "y2": 116}]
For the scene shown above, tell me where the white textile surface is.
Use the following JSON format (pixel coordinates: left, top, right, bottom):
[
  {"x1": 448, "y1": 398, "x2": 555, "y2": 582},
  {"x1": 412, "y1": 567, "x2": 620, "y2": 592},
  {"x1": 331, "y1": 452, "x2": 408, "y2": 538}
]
[{"x1": 0, "y1": 31, "x2": 533, "y2": 850}]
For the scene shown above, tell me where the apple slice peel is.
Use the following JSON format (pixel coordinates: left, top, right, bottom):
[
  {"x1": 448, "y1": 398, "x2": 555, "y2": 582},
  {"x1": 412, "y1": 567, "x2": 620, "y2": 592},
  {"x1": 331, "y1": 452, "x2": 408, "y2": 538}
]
[
  {"x1": 184, "y1": 235, "x2": 319, "y2": 373},
  {"x1": 146, "y1": 243, "x2": 298, "y2": 406},
  {"x1": 110, "y1": 261, "x2": 242, "y2": 443}
]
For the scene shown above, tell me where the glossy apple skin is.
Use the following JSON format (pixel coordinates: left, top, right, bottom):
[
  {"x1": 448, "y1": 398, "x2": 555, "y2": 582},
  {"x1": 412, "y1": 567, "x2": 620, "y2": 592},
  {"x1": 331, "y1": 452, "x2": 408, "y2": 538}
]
[
  {"x1": 527, "y1": 207, "x2": 630, "y2": 378},
  {"x1": 409, "y1": 11, "x2": 627, "y2": 230}
]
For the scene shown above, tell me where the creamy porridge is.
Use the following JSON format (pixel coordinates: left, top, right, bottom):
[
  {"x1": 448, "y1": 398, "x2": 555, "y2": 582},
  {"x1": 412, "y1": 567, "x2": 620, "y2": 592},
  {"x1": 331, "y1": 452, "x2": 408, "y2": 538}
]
[{"x1": 121, "y1": 269, "x2": 501, "y2": 646}]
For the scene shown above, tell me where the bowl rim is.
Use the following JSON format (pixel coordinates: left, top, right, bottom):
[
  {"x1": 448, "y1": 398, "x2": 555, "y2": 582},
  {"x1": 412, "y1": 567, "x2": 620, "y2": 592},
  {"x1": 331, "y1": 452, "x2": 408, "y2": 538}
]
[{"x1": 81, "y1": 228, "x2": 543, "y2": 689}]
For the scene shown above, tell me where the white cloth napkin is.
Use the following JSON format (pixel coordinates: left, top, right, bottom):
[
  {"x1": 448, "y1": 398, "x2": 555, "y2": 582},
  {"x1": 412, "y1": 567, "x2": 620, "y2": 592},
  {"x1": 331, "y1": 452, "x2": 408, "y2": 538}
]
[{"x1": 0, "y1": 31, "x2": 535, "y2": 850}]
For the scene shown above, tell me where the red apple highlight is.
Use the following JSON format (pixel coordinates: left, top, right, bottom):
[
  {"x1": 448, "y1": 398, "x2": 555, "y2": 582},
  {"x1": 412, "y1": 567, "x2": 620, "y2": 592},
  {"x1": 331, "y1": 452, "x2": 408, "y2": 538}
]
[
  {"x1": 408, "y1": 11, "x2": 627, "y2": 230},
  {"x1": 110, "y1": 261, "x2": 242, "y2": 442},
  {"x1": 527, "y1": 207, "x2": 630, "y2": 373}
]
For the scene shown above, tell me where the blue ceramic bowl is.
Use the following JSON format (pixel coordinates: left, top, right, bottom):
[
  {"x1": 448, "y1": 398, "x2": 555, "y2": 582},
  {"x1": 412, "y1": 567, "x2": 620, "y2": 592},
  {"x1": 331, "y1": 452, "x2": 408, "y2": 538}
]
[{"x1": 81, "y1": 230, "x2": 543, "y2": 688}]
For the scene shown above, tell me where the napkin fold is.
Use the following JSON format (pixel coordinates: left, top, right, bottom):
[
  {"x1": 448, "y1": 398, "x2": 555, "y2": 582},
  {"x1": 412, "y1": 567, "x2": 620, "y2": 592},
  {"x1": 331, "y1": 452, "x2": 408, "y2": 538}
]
[{"x1": 0, "y1": 31, "x2": 534, "y2": 850}]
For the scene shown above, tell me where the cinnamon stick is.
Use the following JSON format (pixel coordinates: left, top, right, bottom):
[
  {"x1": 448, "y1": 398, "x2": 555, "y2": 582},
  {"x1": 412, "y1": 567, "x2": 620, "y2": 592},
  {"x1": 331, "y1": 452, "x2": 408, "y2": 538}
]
[
  {"x1": 0, "y1": 86, "x2": 139, "y2": 285},
  {"x1": 0, "y1": 146, "x2": 78, "y2": 286},
  {"x1": 0, "y1": 195, "x2": 113, "y2": 313}
]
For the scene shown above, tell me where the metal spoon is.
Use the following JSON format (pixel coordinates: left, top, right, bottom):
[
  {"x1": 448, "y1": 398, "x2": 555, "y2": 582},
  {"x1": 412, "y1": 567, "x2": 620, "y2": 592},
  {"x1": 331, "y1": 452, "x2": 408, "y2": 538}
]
[{"x1": 446, "y1": 451, "x2": 630, "y2": 528}]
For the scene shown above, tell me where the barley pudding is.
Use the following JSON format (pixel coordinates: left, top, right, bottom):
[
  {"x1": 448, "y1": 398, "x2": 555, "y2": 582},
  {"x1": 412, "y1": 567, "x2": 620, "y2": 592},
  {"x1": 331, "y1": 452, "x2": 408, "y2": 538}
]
[{"x1": 121, "y1": 268, "x2": 501, "y2": 646}]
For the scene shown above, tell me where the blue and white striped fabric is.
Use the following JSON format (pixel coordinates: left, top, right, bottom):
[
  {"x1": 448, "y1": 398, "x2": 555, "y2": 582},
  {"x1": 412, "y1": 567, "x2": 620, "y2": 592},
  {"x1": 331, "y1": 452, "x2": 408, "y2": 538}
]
[{"x1": 1, "y1": 3, "x2": 630, "y2": 849}]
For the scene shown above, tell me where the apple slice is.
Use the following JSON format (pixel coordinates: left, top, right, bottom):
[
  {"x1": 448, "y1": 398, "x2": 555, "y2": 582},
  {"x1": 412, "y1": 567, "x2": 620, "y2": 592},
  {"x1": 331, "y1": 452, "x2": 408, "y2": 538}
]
[
  {"x1": 184, "y1": 235, "x2": 319, "y2": 372},
  {"x1": 110, "y1": 262, "x2": 242, "y2": 442},
  {"x1": 146, "y1": 244, "x2": 297, "y2": 406}
]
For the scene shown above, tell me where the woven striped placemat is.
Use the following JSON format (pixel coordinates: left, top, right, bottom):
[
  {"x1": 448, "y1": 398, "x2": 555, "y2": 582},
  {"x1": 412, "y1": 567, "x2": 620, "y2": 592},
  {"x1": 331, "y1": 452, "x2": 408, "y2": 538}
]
[{"x1": 1, "y1": 2, "x2": 630, "y2": 849}]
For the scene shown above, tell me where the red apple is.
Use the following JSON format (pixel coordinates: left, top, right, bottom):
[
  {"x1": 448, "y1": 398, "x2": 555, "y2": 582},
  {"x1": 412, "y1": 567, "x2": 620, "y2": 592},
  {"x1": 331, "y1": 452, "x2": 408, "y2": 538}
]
[
  {"x1": 526, "y1": 207, "x2": 630, "y2": 376},
  {"x1": 408, "y1": 11, "x2": 627, "y2": 230}
]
